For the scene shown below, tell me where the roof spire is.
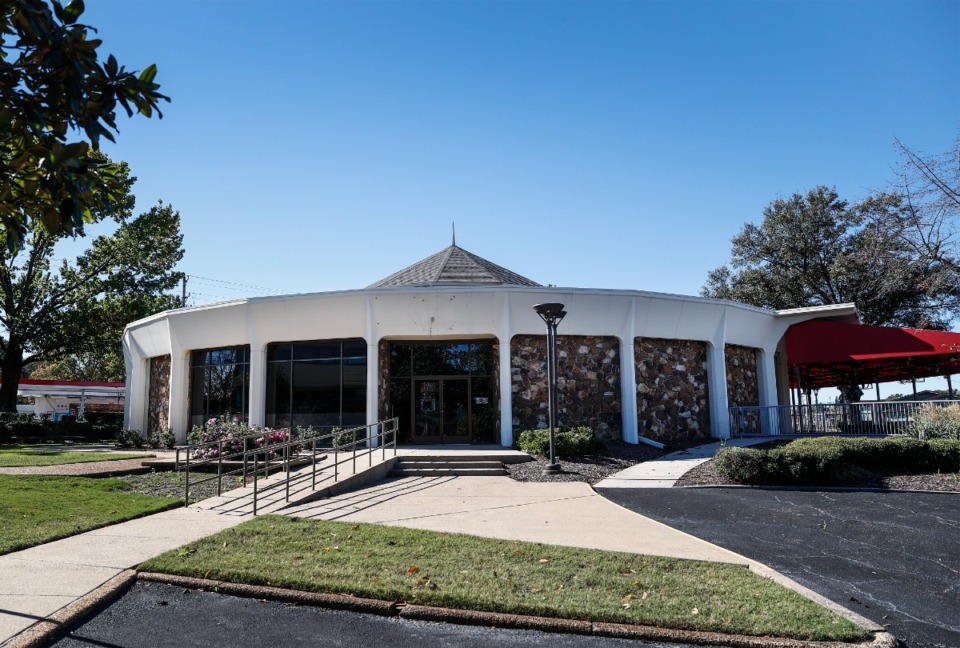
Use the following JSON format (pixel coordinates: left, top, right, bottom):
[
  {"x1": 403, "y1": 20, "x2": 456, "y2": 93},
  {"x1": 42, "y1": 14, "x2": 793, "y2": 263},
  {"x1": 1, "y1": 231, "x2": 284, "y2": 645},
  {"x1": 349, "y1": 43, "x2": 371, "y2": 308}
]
[{"x1": 452, "y1": 222, "x2": 456, "y2": 247}]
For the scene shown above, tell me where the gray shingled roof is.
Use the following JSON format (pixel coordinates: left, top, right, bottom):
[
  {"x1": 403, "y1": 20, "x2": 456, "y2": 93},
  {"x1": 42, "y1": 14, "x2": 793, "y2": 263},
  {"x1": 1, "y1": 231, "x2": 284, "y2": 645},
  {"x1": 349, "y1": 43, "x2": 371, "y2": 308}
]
[{"x1": 368, "y1": 245, "x2": 541, "y2": 288}]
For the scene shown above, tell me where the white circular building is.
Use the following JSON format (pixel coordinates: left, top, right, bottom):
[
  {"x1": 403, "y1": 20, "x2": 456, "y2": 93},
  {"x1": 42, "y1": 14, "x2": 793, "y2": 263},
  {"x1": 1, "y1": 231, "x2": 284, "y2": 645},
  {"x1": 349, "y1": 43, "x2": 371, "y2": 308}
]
[{"x1": 123, "y1": 243, "x2": 857, "y2": 445}]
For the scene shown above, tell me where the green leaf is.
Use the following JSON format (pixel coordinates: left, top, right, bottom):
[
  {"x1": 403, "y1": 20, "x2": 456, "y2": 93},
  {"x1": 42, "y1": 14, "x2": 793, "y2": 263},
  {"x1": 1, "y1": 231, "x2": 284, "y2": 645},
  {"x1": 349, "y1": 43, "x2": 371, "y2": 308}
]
[
  {"x1": 138, "y1": 64, "x2": 158, "y2": 84},
  {"x1": 41, "y1": 208, "x2": 60, "y2": 232},
  {"x1": 64, "y1": 1, "x2": 86, "y2": 25}
]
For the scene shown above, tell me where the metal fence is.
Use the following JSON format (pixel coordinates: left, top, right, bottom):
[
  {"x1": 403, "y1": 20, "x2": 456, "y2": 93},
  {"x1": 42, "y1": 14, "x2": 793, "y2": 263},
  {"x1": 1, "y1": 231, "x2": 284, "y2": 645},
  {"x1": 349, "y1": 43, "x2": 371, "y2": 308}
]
[
  {"x1": 729, "y1": 400, "x2": 958, "y2": 437},
  {"x1": 175, "y1": 418, "x2": 399, "y2": 514}
]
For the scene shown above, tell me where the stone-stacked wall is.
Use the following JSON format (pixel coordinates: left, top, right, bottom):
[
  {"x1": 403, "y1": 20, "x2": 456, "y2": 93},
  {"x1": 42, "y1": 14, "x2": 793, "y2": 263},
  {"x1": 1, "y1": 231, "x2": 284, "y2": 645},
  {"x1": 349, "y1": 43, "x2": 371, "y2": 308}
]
[
  {"x1": 147, "y1": 355, "x2": 171, "y2": 434},
  {"x1": 725, "y1": 344, "x2": 761, "y2": 434},
  {"x1": 634, "y1": 338, "x2": 709, "y2": 443},
  {"x1": 511, "y1": 336, "x2": 621, "y2": 440},
  {"x1": 725, "y1": 345, "x2": 760, "y2": 407}
]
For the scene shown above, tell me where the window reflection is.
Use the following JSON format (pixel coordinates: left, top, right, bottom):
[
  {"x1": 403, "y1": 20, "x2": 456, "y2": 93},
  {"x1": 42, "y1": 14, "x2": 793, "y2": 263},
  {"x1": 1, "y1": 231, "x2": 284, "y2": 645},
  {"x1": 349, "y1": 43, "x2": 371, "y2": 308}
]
[
  {"x1": 189, "y1": 346, "x2": 250, "y2": 429},
  {"x1": 386, "y1": 340, "x2": 496, "y2": 444},
  {"x1": 265, "y1": 338, "x2": 367, "y2": 431}
]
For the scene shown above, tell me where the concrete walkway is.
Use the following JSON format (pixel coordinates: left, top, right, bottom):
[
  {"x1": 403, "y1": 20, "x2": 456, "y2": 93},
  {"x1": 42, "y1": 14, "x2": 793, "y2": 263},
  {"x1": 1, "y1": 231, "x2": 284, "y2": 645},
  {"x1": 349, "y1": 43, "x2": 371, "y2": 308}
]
[
  {"x1": 284, "y1": 475, "x2": 750, "y2": 563},
  {"x1": 1, "y1": 444, "x2": 874, "y2": 645},
  {"x1": 0, "y1": 505, "x2": 245, "y2": 644},
  {"x1": 593, "y1": 438, "x2": 768, "y2": 488}
]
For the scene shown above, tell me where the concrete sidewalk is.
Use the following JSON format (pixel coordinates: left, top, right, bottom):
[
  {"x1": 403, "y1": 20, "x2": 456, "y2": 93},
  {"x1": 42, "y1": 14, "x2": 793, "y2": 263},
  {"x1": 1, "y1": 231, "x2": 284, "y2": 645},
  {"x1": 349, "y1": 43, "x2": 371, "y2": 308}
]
[
  {"x1": 1, "y1": 445, "x2": 876, "y2": 645},
  {"x1": 0, "y1": 505, "x2": 245, "y2": 644},
  {"x1": 284, "y1": 475, "x2": 750, "y2": 564},
  {"x1": 594, "y1": 438, "x2": 768, "y2": 488}
]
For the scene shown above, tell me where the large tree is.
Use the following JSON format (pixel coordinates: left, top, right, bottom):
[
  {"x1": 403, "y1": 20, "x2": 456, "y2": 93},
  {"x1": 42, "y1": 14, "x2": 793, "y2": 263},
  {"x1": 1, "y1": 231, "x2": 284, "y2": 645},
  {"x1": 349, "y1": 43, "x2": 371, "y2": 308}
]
[
  {"x1": 859, "y1": 137, "x2": 960, "y2": 315},
  {"x1": 0, "y1": 0, "x2": 168, "y2": 248},
  {"x1": 0, "y1": 159, "x2": 183, "y2": 410},
  {"x1": 702, "y1": 185, "x2": 951, "y2": 328}
]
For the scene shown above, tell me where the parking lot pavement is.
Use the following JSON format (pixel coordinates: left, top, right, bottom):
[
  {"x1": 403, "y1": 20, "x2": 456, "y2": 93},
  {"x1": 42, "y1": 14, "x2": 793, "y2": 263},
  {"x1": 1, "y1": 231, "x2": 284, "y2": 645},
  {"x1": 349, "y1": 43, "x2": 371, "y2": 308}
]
[
  {"x1": 52, "y1": 582, "x2": 724, "y2": 648},
  {"x1": 597, "y1": 487, "x2": 960, "y2": 648}
]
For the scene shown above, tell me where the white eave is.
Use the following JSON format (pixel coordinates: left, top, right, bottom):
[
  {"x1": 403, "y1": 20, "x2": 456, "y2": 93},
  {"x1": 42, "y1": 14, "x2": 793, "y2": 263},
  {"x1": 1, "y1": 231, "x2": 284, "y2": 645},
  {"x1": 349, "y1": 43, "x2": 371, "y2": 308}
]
[{"x1": 775, "y1": 303, "x2": 860, "y2": 324}]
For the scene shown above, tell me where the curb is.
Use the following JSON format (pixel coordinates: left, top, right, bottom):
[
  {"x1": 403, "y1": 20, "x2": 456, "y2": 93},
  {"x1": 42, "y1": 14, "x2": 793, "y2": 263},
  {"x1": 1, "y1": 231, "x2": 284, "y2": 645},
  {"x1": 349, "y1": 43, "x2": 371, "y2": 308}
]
[
  {"x1": 3, "y1": 569, "x2": 137, "y2": 648},
  {"x1": 678, "y1": 483, "x2": 960, "y2": 494},
  {"x1": 137, "y1": 572, "x2": 895, "y2": 648}
]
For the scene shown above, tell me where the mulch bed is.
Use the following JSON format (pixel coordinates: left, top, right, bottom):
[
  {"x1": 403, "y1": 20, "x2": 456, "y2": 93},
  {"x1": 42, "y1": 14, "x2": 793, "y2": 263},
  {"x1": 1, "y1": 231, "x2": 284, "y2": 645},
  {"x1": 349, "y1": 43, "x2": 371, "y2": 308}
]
[
  {"x1": 506, "y1": 440, "x2": 664, "y2": 485},
  {"x1": 675, "y1": 458, "x2": 960, "y2": 492},
  {"x1": 119, "y1": 471, "x2": 245, "y2": 502}
]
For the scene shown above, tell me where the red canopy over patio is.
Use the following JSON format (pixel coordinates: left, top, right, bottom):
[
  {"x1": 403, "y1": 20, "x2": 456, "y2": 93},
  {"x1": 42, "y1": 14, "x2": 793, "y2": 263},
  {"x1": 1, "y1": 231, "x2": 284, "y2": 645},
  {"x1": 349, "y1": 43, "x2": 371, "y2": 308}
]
[{"x1": 785, "y1": 320, "x2": 960, "y2": 389}]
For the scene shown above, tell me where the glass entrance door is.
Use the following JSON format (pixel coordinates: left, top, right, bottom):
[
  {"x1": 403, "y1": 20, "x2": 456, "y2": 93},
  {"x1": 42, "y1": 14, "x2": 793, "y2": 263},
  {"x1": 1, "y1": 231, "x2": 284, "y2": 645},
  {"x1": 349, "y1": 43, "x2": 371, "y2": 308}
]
[
  {"x1": 412, "y1": 378, "x2": 471, "y2": 443},
  {"x1": 441, "y1": 379, "x2": 470, "y2": 443}
]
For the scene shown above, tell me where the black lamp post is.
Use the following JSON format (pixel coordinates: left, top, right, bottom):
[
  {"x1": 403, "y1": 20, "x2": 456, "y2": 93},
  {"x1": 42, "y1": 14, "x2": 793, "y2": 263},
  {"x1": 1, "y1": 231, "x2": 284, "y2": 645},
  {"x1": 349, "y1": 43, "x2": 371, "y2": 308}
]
[{"x1": 533, "y1": 302, "x2": 566, "y2": 475}]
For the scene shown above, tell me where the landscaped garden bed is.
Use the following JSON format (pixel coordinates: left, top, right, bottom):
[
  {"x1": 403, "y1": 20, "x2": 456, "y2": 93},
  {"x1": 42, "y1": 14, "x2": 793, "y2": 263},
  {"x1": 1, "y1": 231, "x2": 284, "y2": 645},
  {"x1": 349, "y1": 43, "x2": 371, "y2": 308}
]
[
  {"x1": 139, "y1": 515, "x2": 869, "y2": 642},
  {"x1": 677, "y1": 436, "x2": 960, "y2": 491},
  {"x1": 506, "y1": 426, "x2": 704, "y2": 484}
]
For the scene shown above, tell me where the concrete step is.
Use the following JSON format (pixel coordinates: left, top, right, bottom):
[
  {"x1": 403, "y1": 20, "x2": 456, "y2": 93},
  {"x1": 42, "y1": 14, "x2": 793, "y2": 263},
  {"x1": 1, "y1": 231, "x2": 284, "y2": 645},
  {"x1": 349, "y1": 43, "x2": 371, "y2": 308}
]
[
  {"x1": 388, "y1": 456, "x2": 508, "y2": 477},
  {"x1": 393, "y1": 459, "x2": 505, "y2": 470},
  {"x1": 389, "y1": 467, "x2": 507, "y2": 477}
]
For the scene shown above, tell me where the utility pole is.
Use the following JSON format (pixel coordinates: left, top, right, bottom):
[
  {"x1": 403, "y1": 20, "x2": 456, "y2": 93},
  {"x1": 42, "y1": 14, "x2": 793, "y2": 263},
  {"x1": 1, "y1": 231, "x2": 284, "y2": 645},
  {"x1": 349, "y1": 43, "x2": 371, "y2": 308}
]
[{"x1": 181, "y1": 274, "x2": 189, "y2": 307}]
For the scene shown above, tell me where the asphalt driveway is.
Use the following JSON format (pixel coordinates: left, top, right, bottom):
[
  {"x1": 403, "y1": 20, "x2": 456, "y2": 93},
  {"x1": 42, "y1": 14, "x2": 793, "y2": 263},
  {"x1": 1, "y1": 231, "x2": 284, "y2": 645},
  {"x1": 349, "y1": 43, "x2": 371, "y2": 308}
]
[
  {"x1": 597, "y1": 487, "x2": 960, "y2": 648},
  {"x1": 52, "y1": 581, "x2": 724, "y2": 648}
]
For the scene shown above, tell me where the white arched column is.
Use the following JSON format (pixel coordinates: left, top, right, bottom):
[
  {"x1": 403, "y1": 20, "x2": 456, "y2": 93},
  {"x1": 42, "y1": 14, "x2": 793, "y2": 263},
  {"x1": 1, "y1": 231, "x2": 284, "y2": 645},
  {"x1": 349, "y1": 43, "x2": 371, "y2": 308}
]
[
  {"x1": 756, "y1": 348, "x2": 779, "y2": 435},
  {"x1": 498, "y1": 294, "x2": 513, "y2": 447},
  {"x1": 365, "y1": 297, "x2": 380, "y2": 447},
  {"x1": 619, "y1": 331, "x2": 638, "y2": 444},
  {"x1": 167, "y1": 340, "x2": 190, "y2": 444},
  {"x1": 123, "y1": 343, "x2": 148, "y2": 434},
  {"x1": 248, "y1": 343, "x2": 267, "y2": 428},
  {"x1": 706, "y1": 309, "x2": 731, "y2": 440},
  {"x1": 366, "y1": 337, "x2": 380, "y2": 447}
]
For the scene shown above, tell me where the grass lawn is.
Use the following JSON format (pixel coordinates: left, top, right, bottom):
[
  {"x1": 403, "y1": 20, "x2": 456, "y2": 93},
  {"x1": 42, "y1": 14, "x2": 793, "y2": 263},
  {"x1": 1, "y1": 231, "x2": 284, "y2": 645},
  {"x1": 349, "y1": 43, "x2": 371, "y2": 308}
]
[
  {"x1": 0, "y1": 475, "x2": 180, "y2": 554},
  {"x1": 0, "y1": 445, "x2": 151, "y2": 467},
  {"x1": 140, "y1": 516, "x2": 868, "y2": 642}
]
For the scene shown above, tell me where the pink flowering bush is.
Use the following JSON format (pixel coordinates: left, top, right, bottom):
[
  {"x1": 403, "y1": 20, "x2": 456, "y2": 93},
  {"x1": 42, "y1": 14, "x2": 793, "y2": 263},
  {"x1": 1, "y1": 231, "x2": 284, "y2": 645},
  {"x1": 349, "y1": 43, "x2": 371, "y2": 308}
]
[
  {"x1": 188, "y1": 418, "x2": 250, "y2": 459},
  {"x1": 188, "y1": 418, "x2": 302, "y2": 460},
  {"x1": 256, "y1": 428, "x2": 302, "y2": 459}
]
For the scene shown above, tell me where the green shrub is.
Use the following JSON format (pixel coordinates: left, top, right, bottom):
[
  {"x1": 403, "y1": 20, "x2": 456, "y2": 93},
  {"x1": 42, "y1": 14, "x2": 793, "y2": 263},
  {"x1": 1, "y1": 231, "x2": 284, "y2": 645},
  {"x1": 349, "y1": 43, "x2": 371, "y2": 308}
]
[
  {"x1": 715, "y1": 436, "x2": 960, "y2": 486},
  {"x1": 516, "y1": 426, "x2": 604, "y2": 459},
  {"x1": 909, "y1": 404, "x2": 960, "y2": 440},
  {"x1": 4, "y1": 419, "x2": 47, "y2": 441},
  {"x1": 714, "y1": 447, "x2": 772, "y2": 483},
  {"x1": 144, "y1": 429, "x2": 176, "y2": 450},
  {"x1": 929, "y1": 438, "x2": 960, "y2": 471},
  {"x1": 116, "y1": 429, "x2": 145, "y2": 449},
  {"x1": 333, "y1": 428, "x2": 361, "y2": 450}
]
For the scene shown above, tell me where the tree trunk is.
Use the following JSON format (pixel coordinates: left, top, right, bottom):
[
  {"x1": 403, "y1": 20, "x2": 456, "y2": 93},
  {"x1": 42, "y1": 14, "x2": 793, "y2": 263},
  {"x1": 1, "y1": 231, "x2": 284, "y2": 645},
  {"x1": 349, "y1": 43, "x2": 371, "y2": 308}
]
[{"x1": 0, "y1": 342, "x2": 25, "y2": 413}]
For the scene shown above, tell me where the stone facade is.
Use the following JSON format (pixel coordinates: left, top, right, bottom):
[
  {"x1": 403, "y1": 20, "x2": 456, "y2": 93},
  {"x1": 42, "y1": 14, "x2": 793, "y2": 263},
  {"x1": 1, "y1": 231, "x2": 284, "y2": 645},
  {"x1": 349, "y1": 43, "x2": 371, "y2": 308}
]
[
  {"x1": 725, "y1": 345, "x2": 760, "y2": 407},
  {"x1": 511, "y1": 335, "x2": 621, "y2": 440},
  {"x1": 725, "y1": 344, "x2": 761, "y2": 434},
  {"x1": 147, "y1": 355, "x2": 171, "y2": 434},
  {"x1": 634, "y1": 338, "x2": 709, "y2": 443}
]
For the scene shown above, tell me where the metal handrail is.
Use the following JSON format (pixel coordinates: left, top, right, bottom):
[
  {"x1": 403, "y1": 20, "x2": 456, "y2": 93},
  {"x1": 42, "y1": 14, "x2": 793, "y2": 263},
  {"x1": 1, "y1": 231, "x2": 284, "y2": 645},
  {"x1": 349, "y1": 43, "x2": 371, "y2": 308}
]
[
  {"x1": 728, "y1": 400, "x2": 958, "y2": 437},
  {"x1": 177, "y1": 418, "x2": 399, "y2": 514}
]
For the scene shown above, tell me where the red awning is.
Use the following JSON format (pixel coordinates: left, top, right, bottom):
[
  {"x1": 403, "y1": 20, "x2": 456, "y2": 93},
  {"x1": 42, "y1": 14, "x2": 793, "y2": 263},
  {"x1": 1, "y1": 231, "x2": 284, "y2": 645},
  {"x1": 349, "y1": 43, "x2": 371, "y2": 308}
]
[{"x1": 785, "y1": 320, "x2": 960, "y2": 389}]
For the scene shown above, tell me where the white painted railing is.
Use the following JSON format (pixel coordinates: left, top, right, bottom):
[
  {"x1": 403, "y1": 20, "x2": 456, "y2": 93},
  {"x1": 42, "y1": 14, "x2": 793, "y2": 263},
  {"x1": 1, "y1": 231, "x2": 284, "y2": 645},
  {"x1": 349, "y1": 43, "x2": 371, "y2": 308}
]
[{"x1": 729, "y1": 400, "x2": 958, "y2": 437}]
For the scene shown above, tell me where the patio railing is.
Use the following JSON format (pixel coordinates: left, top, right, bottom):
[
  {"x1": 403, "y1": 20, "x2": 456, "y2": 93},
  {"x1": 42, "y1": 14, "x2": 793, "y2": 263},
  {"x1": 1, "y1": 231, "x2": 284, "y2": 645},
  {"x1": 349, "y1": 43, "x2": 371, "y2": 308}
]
[{"x1": 729, "y1": 400, "x2": 957, "y2": 437}]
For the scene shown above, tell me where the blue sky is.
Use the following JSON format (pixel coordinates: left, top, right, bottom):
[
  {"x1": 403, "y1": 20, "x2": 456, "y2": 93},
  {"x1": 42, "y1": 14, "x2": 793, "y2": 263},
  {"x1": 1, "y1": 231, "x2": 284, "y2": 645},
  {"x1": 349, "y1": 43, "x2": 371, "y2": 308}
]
[{"x1": 80, "y1": 0, "x2": 958, "y2": 308}]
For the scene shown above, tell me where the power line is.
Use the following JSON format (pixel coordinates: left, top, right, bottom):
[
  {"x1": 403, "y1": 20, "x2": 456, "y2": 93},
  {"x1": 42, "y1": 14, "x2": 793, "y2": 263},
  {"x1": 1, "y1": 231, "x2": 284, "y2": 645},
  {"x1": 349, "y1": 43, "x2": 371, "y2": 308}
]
[{"x1": 186, "y1": 274, "x2": 286, "y2": 294}]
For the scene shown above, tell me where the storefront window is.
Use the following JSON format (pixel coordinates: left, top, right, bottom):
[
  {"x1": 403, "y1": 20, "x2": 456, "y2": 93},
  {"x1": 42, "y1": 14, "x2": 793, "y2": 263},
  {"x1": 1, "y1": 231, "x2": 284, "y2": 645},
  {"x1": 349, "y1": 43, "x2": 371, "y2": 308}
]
[
  {"x1": 265, "y1": 338, "x2": 367, "y2": 430},
  {"x1": 189, "y1": 346, "x2": 250, "y2": 429}
]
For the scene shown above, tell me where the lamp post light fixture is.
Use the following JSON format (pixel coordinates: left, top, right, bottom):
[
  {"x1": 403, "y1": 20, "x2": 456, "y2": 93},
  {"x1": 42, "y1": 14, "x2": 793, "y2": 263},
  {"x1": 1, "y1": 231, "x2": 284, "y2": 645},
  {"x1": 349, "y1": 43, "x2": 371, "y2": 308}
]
[{"x1": 533, "y1": 302, "x2": 566, "y2": 475}]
